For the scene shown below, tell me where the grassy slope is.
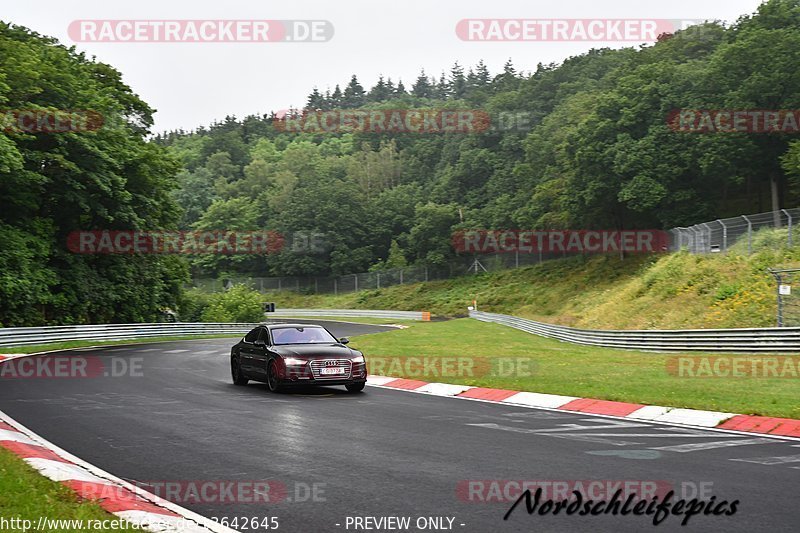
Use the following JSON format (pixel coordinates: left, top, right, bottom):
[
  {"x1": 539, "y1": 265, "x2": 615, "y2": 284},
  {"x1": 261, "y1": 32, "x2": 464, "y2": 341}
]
[
  {"x1": 351, "y1": 319, "x2": 799, "y2": 419},
  {"x1": 273, "y1": 229, "x2": 800, "y2": 329}
]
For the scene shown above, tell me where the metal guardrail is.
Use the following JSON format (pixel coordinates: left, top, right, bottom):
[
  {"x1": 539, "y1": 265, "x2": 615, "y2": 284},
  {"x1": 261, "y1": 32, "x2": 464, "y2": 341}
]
[
  {"x1": 470, "y1": 311, "x2": 800, "y2": 352},
  {"x1": 0, "y1": 310, "x2": 425, "y2": 348},
  {"x1": 0, "y1": 323, "x2": 256, "y2": 347},
  {"x1": 268, "y1": 309, "x2": 426, "y2": 320}
]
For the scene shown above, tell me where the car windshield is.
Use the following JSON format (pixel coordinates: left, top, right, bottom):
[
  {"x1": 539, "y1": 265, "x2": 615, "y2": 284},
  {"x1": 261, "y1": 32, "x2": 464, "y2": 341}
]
[{"x1": 271, "y1": 327, "x2": 338, "y2": 345}]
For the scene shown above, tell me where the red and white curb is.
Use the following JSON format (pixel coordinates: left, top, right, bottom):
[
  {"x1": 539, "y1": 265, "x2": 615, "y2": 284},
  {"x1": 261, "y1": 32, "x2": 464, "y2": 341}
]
[
  {"x1": 366, "y1": 376, "x2": 800, "y2": 439},
  {"x1": 0, "y1": 410, "x2": 237, "y2": 533},
  {"x1": 1, "y1": 348, "x2": 238, "y2": 532}
]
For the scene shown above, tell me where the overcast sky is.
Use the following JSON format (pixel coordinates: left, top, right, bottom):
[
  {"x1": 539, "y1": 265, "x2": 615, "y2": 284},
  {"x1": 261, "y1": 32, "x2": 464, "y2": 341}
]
[{"x1": 3, "y1": 0, "x2": 766, "y2": 133}]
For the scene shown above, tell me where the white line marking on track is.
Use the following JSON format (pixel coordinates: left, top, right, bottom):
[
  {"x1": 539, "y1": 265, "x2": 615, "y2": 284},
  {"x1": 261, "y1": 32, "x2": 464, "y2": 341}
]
[
  {"x1": 650, "y1": 438, "x2": 779, "y2": 453},
  {"x1": 730, "y1": 454, "x2": 800, "y2": 465},
  {"x1": 164, "y1": 349, "x2": 189, "y2": 353},
  {"x1": 465, "y1": 423, "x2": 640, "y2": 446}
]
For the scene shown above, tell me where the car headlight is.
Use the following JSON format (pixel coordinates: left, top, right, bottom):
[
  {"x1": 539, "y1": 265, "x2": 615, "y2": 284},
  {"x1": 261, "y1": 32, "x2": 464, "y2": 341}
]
[
  {"x1": 351, "y1": 355, "x2": 365, "y2": 364},
  {"x1": 283, "y1": 357, "x2": 306, "y2": 366}
]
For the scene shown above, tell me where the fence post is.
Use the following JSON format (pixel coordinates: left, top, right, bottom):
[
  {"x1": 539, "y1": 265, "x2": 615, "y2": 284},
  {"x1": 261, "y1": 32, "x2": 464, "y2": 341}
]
[
  {"x1": 354, "y1": 274, "x2": 358, "y2": 292},
  {"x1": 742, "y1": 215, "x2": 752, "y2": 255},
  {"x1": 314, "y1": 278, "x2": 318, "y2": 294},
  {"x1": 424, "y1": 267, "x2": 429, "y2": 282},
  {"x1": 783, "y1": 209, "x2": 792, "y2": 247},
  {"x1": 278, "y1": 278, "x2": 282, "y2": 291},
  {"x1": 400, "y1": 269, "x2": 403, "y2": 284},
  {"x1": 702, "y1": 223, "x2": 712, "y2": 252},
  {"x1": 334, "y1": 278, "x2": 338, "y2": 296},
  {"x1": 717, "y1": 219, "x2": 727, "y2": 251},
  {"x1": 691, "y1": 226, "x2": 701, "y2": 253},
  {"x1": 377, "y1": 272, "x2": 381, "y2": 289},
  {"x1": 769, "y1": 269, "x2": 784, "y2": 327}
]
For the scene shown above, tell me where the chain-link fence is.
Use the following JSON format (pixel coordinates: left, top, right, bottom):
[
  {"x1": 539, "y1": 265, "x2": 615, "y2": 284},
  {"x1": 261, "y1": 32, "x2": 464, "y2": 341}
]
[
  {"x1": 189, "y1": 251, "x2": 581, "y2": 295},
  {"x1": 670, "y1": 207, "x2": 800, "y2": 254},
  {"x1": 190, "y1": 207, "x2": 800, "y2": 295},
  {"x1": 768, "y1": 268, "x2": 800, "y2": 327}
]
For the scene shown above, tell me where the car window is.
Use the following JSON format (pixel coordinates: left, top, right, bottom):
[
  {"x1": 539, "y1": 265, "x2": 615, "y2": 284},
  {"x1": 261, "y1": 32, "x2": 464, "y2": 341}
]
[
  {"x1": 271, "y1": 327, "x2": 338, "y2": 345},
  {"x1": 257, "y1": 328, "x2": 270, "y2": 344},
  {"x1": 244, "y1": 328, "x2": 260, "y2": 343}
]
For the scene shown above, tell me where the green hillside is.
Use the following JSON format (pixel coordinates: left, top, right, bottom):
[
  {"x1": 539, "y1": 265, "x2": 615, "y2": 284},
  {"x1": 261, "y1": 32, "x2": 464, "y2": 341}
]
[{"x1": 270, "y1": 230, "x2": 800, "y2": 330}]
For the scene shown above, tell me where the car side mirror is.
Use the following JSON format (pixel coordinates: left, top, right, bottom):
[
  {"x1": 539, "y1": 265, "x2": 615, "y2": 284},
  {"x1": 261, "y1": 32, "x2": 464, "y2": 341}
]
[
  {"x1": 339, "y1": 337, "x2": 350, "y2": 345},
  {"x1": 254, "y1": 339, "x2": 267, "y2": 347}
]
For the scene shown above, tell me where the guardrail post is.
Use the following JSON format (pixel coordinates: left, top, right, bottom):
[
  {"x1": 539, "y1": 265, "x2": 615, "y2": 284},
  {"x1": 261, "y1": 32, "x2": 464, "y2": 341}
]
[
  {"x1": 783, "y1": 208, "x2": 793, "y2": 247},
  {"x1": 742, "y1": 215, "x2": 752, "y2": 254}
]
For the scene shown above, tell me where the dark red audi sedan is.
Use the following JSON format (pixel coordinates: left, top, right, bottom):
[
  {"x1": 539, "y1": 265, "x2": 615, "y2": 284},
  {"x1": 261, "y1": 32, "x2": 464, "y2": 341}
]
[{"x1": 230, "y1": 323, "x2": 367, "y2": 392}]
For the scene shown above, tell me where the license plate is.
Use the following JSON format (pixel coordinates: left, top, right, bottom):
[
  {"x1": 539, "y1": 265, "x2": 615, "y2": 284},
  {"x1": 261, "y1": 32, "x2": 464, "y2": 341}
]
[{"x1": 320, "y1": 367, "x2": 345, "y2": 375}]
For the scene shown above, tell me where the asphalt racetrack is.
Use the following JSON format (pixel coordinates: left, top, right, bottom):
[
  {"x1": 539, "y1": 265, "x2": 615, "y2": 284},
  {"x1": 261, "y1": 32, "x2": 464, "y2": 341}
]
[{"x1": 1, "y1": 320, "x2": 797, "y2": 532}]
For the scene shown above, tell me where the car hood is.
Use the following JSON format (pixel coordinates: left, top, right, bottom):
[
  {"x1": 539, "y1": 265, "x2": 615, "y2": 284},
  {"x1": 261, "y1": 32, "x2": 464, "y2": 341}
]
[{"x1": 271, "y1": 343, "x2": 357, "y2": 359}]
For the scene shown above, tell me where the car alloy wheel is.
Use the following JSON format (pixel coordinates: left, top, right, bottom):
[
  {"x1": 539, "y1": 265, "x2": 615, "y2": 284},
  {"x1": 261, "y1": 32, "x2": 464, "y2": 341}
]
[{"x1": 267, "y1": 360, "x2": 281, "y2": 392}]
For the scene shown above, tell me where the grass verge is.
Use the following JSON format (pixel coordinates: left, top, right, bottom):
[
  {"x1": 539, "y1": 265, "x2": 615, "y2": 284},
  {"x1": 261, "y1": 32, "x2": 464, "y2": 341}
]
[
  {"x1": 0, "y1": 447, "x2": 138, "y2": 532},
  {"x1": 351, "y1": 319, "x2": 799, "y2": 419}
]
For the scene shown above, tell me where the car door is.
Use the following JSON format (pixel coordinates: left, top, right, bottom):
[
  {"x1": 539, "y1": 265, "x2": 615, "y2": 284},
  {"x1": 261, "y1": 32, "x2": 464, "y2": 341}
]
[
  {"x1": 249, "y1": 327, "x2": 271, "y2": 379},
  {"x1": 239, "y1": 327, "x2": 260, "y2": 376}
]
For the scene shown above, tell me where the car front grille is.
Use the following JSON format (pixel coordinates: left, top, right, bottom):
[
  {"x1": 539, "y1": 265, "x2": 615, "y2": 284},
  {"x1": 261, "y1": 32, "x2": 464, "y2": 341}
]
[{"x1": 310, "y1": 359, "x2": 352, "y2": 379}]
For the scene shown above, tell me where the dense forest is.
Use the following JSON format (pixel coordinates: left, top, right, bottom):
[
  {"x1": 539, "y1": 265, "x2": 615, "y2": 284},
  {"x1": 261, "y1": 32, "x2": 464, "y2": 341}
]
[
  {"x1": 157, "y1": 0, "x2": 800, "y2": 280},
  {"x1": 3, "y1": 0, "x2": 800, "y2": 325}
]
